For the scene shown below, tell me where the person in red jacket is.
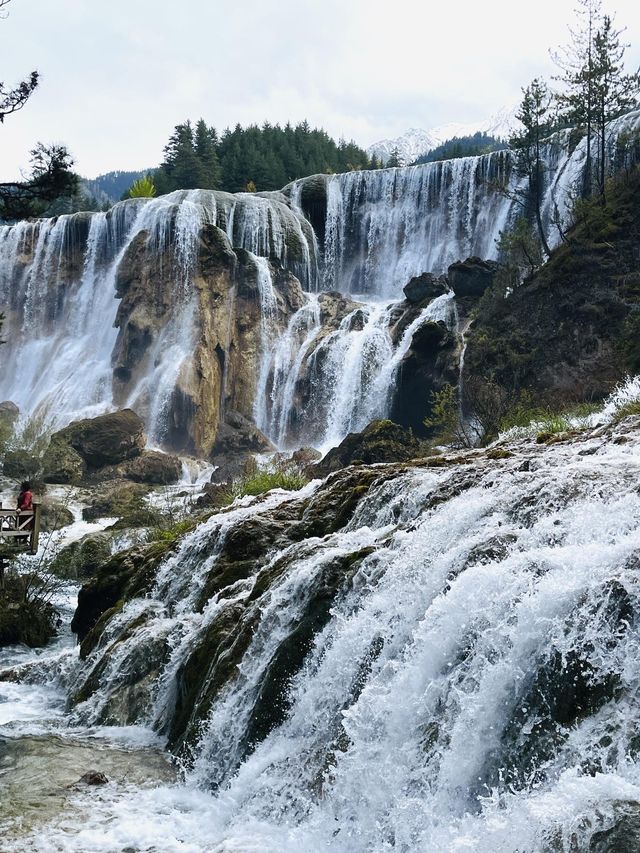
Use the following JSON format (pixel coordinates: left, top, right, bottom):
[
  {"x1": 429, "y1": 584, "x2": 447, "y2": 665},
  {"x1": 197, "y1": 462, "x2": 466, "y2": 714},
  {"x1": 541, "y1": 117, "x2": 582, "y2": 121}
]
[{"x1": 17, "y1": 482, "x2": 33, "y2": 511}]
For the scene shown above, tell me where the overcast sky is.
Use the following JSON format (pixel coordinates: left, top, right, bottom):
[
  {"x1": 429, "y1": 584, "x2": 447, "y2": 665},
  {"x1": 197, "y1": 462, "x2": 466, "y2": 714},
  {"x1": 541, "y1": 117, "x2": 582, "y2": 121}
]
[{"x1": 1, "y1": 0, "x2": 639, "y2": 179}]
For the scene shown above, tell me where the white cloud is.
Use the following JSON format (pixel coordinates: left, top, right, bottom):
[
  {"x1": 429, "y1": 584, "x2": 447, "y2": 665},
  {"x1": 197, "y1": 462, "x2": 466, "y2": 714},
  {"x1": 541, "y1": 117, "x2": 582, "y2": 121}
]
[{"x1": 1, "y1": 0, "x2": 638, "y2": 177}]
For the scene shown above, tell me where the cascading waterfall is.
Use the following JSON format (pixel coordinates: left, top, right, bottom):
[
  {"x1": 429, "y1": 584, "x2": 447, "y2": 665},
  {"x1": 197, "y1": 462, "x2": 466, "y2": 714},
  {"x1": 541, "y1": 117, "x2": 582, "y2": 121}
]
[
  {"x1": 0, "y1": 189, "x2": 318, "y2": 446},
  {"x1": 260, "y1": 295, "x2": 322, "y2": 446},
  {"x1": 318, "y1": 109, "x2": 640, "y2": 300},
  {"x1": 322, "y1": 152, "x2": 515, "y2": 298},
  {"x1": 261, "y1": 291, "x2": 456, "y2": 451},
  {"x1": 10, "y1": 412, "x2": 640, "y2": 851},
  {"x1": 1, "y1": 111, "x2": 638, "y2": 452},
  {"x1": 252, "y1": 254, "x2": 280, "y2": 431}
]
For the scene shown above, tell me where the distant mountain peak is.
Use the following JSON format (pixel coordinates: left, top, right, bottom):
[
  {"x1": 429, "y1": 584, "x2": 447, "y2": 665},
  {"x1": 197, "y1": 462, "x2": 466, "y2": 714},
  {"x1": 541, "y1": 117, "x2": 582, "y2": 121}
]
[{"x1": 368, "y1": 107, "x2": 520, "y2": 165}]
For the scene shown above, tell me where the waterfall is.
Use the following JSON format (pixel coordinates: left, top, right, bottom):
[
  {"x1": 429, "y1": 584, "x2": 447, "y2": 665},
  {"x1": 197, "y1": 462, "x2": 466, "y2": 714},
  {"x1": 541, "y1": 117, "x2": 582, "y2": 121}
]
[
  {"x1": 252, "y1": 254, "x2": 280, "y2": 431},
  {"x1": 0, "y1": 189, "x2": 317, "y2": 445},
  {"x1": 261, "y1": 295, "x2": 322, "y2": 446},
  {"x1": 1, "y1": 111, "x2": 638, "y2": 452},
  {"x1": 0, "y1": 211, "x2": 125, "y2": 429},
  {"x1": 30, "y1": 414, "x2": 640, "y2": 852},
  {"x1": 321, "y1": 152, "x2": 516, "y2": 298},
  {"x1": 263, "y1": 292, "x2": 456, "y2": 451}
]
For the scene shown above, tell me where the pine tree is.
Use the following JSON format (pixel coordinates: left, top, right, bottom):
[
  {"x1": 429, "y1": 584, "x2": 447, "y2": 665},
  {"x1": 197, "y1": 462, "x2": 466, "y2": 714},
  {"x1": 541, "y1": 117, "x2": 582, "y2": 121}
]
[
  {"x1": 387, "y1": 146, "x2": 402, "y2": 168},
  {"x1": 552, "y1": 0, "x2": 603, "y2": 196},
  {"x1": 194, "y1": 119, "x2": 221, "y2": 189},
  {"x1": 510, "y1": 78, "x2": 554, "y2": 257},
  {"x1": 592, "y1": 16, "x2": 640, "y2": 199}
]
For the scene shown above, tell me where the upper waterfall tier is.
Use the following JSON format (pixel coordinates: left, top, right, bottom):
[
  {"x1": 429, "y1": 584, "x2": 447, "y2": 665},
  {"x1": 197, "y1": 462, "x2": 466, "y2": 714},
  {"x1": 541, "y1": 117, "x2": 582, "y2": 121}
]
[
  {"x1": 288, "y1": 109, "x2": 640, "y2": 299},
  {"x1": 0, "y1": 190, "x2": 317, "y2": 448},
  {"x1": 1, "y1": 110, "x2": 638, "y2": 452}
]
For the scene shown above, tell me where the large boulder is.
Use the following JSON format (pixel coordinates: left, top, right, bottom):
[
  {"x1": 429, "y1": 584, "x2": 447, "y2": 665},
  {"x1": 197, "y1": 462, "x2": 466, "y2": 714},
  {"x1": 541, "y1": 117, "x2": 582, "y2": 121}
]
[
  {"x1": 89, "y1": 450, "x2": 182, "y2": 486},
  {"x1": 39, "y1": 500, "x2": 75, "y2": 533},
  {"x1": 310, "y1": 420, "x2": 422, "y2": 478},
  {"x1": 50, "y1": 533, "x2": 113, "y2": 580},
  {"x1": 403, "y1": 272, "x2": 449, "y2": 304},
  {"x1": 0, "y1": 401, "x2": 19, "y2": 427},
  {"x1": 50, "y1": 409, "x2": 145, "y2": 470},
  {"x1": 81, "y1": 480, "x2": 152, "y2": 523},
  {"x1": 390, "y1": 320, "x2": 460, "y2": 436},
  {"x1": 41, "y1": 440, "x2": 86, "y2": 484},
  {"x1": 3, "y1": 449, "x2": 42, "y2": 481},
  {"x1": 448, "y1": 257, "x2": 499, "y2": 298}
]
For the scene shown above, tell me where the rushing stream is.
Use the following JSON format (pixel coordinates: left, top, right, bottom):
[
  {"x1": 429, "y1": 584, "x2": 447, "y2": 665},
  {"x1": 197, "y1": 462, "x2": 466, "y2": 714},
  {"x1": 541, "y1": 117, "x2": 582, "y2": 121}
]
[{"x1": 3, "y1": 403, "x2": 640, "y2": 851}]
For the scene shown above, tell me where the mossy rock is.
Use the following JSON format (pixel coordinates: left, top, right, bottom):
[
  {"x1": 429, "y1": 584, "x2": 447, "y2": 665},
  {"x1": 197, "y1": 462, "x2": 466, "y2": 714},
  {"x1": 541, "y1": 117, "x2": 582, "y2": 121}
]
[
  {"x1": 49, "y1": 532, "x2": 112, "y2": 579},
  {"x1": 81, "y1": 481, "x2": 152, "y2": 522},
  {"x1": 39, "y1": 500, "x2": 75, "y2": 533},
  {"x1": 41, "y1": 439, "x2": 86, "y2": 484},
  {"x1": 52, "y1": 409, "x2": 145, "y2": 469},
  {"x1": 310, "y1": 420, "x2": 422, "y2": 477},
  {"x1": 0, "y1": 576, "x2": 58, "y2": 648},
  {"x1": 3, "y1": 449, "x2": 42, "y2": 481},
  {"x1": 71, "y1": 539, "x2": 172, "y2": 652}
]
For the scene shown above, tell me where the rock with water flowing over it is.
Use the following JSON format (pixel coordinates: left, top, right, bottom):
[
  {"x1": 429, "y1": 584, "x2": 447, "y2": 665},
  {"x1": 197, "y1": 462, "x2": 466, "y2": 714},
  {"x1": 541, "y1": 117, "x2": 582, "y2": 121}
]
[
  {"x1": 0, "y1": 400, "x2": 19, "y2": 427},
  {"x1": 391, "y1": 319, "x2": 461, "y2": 435}
]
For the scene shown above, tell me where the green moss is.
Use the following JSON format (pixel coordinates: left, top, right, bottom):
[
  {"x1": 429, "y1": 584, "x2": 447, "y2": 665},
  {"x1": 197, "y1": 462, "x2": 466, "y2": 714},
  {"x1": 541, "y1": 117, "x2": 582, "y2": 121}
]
[
  {"x1": 486, "y1": 448, "x2": 513, "y2": 460},
  {"x1": 0, "y1": 575, "x2": 58, "y2": 648}
]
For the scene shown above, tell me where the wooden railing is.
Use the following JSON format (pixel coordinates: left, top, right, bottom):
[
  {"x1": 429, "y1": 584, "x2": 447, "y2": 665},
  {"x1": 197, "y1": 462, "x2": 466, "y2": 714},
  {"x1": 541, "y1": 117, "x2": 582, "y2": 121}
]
[{"x1": 0, "y1": 503, "x2": 41, "y2": 557}]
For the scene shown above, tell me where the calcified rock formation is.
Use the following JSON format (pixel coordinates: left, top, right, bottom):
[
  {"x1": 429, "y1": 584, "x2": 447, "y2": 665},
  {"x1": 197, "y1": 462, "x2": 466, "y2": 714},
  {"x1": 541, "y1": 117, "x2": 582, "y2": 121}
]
[
  {"x1": 1, "y1": 112, "x2": 638, "y2": 456},
  {"x1": 112, "y1": 222, "x2": 305, "y2": 455}
]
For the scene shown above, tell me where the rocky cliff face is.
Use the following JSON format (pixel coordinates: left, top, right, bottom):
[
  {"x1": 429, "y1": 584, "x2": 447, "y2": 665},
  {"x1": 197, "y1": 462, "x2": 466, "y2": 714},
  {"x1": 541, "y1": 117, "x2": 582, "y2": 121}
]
[{"x1": 112, "y1": 222, "x2": 305, "y2": 456}]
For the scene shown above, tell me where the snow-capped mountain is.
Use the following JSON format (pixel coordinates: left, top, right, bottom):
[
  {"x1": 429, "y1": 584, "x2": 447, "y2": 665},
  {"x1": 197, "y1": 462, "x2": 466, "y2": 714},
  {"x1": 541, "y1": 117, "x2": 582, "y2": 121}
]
[{"x1": 368, "y1": 106, "x2": 520, "y2": 165}]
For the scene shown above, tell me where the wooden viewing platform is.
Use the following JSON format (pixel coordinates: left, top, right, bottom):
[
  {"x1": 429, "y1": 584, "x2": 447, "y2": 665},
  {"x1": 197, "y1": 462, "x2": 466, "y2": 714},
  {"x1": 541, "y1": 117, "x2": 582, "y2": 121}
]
[{"x1": 0, "y1": 503, "x2": 42, "y2": 588}]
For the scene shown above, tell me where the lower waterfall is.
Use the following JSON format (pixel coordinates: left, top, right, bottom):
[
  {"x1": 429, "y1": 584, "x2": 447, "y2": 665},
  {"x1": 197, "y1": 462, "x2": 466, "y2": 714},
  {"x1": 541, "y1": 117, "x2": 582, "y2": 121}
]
[{"x1": 4, "y1": 405, "x2": 640, "y2": 851}]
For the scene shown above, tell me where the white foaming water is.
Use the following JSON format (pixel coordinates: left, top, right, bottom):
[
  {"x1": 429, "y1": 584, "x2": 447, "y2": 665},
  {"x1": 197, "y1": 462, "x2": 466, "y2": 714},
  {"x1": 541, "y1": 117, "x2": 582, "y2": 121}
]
[
  {"x1": 2, "y1": 113, "x2": 639, "y2": 454},
  {"x1": 319, "y1": 110, "x2": 640, "y2": 299},
  {"x1": 0, "y1": 189, "x2": 317, "y2": 444},
  {"x1": 252, "y1": 254, "x2": 280, "y2": 432},
  {"x1": 266, "y1": 291, "x2": 456, "y2": 452},
  {"x1": 260, "y1": 294, "x2": 322, "y2": 446},
  {"x1": 6, "y1": 424, "x2": 640, "y2": 851}
]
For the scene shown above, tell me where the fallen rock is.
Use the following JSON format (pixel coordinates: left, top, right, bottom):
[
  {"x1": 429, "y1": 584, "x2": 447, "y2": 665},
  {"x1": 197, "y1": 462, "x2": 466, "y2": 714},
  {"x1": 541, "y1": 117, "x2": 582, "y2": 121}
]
[
  {"x1": 291, "y1": 447, "x2": 322, "y2": 467},
  {"x1": 448, "y1": 256, "x2": 499, "y2": 298},
  {"x1": 89, "y1": 450, "x2": 182, "y2": 485},
  {"x1": 310, "y1": 420, "x2": 422, "y2": 477},
  {"x1": 41, "y1": 440, "x2": 86, "y2": 484},
  {"x1": 212, "y1": 411, "x2": 274, "y2": 482},
  {"x1": 403, "y1": 272, "x2": 449, "y2": 304},
  {"x1": 50, "y1": 533, "x2": 112, "y2": 579},
  {"x1": 0, "y1": 400, "x2": 19, "y2": 427},
  {"x1": 81, "y1": 480, "x2": 151, "y2": 523},
  {"x1": 39, "y1": 500, "x2": 75, "y2": 533},
  {"x1": 50, "y1": 409, "x2": 145, "y2": 470},
  {"x1": 76, "y1": 771, "x2": 109, "y2": 786},
  {"x1": 2, "y1": 449, "x2": 42, "y2": 481}
]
